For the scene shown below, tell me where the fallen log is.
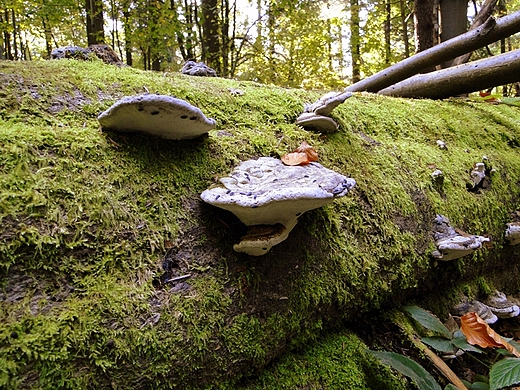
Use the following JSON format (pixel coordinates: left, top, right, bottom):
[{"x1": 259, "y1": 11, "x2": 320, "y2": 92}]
[
  {"x1": 378, "y1": 49, "x2": 520, "y2": 99},
  {"x1": 345, "y1": 10, "x2": 520, "y2": 93}
]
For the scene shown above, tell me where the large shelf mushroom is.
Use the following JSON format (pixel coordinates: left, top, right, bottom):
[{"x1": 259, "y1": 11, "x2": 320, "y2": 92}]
[
  {"x1": 201, "y1": 157, "x2": 356, "y2": 256},
  {"x1": 98, "y1": 94, "x2": 216, "y2": 139}
]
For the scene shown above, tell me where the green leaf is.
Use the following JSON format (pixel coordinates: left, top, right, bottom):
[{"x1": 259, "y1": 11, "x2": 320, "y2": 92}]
[
  {"x1": 367, "y1": 350, "x2": 442, "y2": 390},
  {"x1": 445, "y1": 384, "x2": 459, "y2": 390},
  {"x1": 404, "y1": 306, "x2": 453, "y2": 339},
  {"x1": 422, "y1": 337, "x2": 456, "y2": 353},
  {"x1": 452, "y1": 336, "x2": 484, "y2": 353},
  {"x1": 489, "y1": 357, "x2": 520, "y2": 390},
  {"x1": 471, "y1": 382, "x2": 489, "y2": 390}
]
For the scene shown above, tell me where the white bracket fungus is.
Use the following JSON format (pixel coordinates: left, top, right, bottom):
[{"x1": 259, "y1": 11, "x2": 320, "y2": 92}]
[
  {"x1": 505, "y1": 222, "x2": 520, "y2": 245},
  {"x1": 201, "y1": 157, "x2": 356, "y2": 256},
  {"x1": 432, "y1": 215, "x2": 490, "y2": 261},
  {"x1": 296, "y1": 91, "x2": 353, "y2": 133},
  {"x1": 453, "y1": 300, "x2": 498, "y2": 324},
  {"x1": 97, "y1": 94, "x2": 216, "y2": 139},
  {"x1": 483, "y1": 291, "x2": 520, "y2": 319}
]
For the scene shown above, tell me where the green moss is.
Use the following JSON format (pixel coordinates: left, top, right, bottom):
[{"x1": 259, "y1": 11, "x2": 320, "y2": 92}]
[
  {"x1": 225, "y1": 332, "x2": 408, "y2": 390},
  {"x1": 1, "y1": 60, "x2": 520, "y2": 389}
]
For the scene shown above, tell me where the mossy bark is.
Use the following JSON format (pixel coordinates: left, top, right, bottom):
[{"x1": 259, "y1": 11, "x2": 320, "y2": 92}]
[{"x1": 1, "y1": 60, "x2": 520, "y2": 389}]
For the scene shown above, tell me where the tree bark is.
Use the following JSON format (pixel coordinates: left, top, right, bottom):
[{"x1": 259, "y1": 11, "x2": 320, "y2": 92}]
[
  {"x1": 451, "y1": 0, "x2": 498, "y2": 66},
  {"x1": 439, "y1": 0, "x2": 468, "y2": 68},
  {"x1": 85, "y1": 0, "x2": 105, "y2": 45},
  {"x1": 350, "y1": 0, "x2": 361, "y2": 83},
  {"x1": 413, "y1": 0, "x2": 436, "y2": 53},
  {"x1": 378, "y1": 49, "x2": 520, "y2": 99},
  {"x1": 346, "y1": 10, "x2": 520, "y2": 93},
  {"x1": 200, "y1": 0, "x2": 220, "y2": 72}
]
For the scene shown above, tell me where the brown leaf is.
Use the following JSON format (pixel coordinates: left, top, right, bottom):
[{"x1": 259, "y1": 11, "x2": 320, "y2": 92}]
[
  {"x1": 460, "y1": 312, "x2": 520, "y2": 357},
  {"x1": 281, "y1": 141, "x2": 319, "y2": 166},
  {"x1": 281, "y1": 152, "x2": 310, "y2": 166},
  {"x1": 294, "y1": 141, "x2": 319, "y2": 162}
]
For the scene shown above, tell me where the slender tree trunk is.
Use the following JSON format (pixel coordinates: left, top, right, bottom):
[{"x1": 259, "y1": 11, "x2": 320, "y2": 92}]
[
  {"x1": 350, "y1": 0, "x2": 361, "y2": 83},
  {"x1": 439, "y1": 0, "x2": 468, "y2": 67},
  {"x1": 11, "y1": 9, "x2": 18, "y2": 60},
  {"x1": 201, "y1": 0, "x2": 220, "y2": 71},
  {"x1": 346, "y1": 11, "x2": 520, "y2": 93},
  {"x1": 85, "y1": 0, "x2": 105, "y2": 45},
  {"x1": 123, "y1": 5, "x2": 133, "y2": 66},
  {"x1": 3, "y1": 10, "x2": 13, "y2": 60},
  {"x1": 384, "y1": 0, "x2": 391, "y2": 65},
  {"x1": 414, "y1": 0, "x2": 436, "y2": 53},
  {"x1": 378, "y1": 49, "x2": 520, "y2": 99},
  {"x1": 220, "y1": 0, "x2": 229, "y2": 76},
  {"x1": 399, "y1": 0, "x2": 410, "y2": 58},
  {"x1": 185, "y1": 0, "x2": 195, "y2": 59}
]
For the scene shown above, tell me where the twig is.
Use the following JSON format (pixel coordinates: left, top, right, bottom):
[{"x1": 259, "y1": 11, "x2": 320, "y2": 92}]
[{"x1": 165, "y1": 274, "x2": 191, "y2": 283}]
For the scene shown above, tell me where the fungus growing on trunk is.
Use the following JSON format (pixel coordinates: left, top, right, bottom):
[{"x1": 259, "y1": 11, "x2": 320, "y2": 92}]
[
  {"x1": 432, "y1": 215, "x2": 490, "y2": 261},
  {"x1": 98, "y1": 94, "x2": 216, "y2": 139},
  {"x1": 201, "y1": 157, "x2": 356, "y2": 255},
  {"x1": 505, "y1": 222, "x2": 520, "y2": 245}
]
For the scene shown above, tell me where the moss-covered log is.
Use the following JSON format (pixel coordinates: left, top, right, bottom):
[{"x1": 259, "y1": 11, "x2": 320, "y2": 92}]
[{"x1": 1, "y1": 60, "x2": 520, "y2": 389}]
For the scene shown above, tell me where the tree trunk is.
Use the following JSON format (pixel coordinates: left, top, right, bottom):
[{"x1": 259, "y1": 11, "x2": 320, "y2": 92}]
[
  {"x1": 378, "y1": 49, "x2": 520, "y2": 99},
  {"x1": 384, "y1": 0, "x2": 391, "y2": 65},
  {"x1": 399, "y1": 0, "x2": 410, "y2": 58},
  {"x1": 346, "y1": 10, "x2": 520, "y2": 93},
  {"x1": 451, "y1": 0, "x2": 498, "y2": 66},
  {"x1": 439, "y1": 0, "x2": 468, "y2": 67},
  {"x1": 413, "y1": 0, "x2": 436, "y2": 53},
  {"x1": 85, "y1": 0, "x2": 105, "y2": 45},
  {"x1": 350, "y1": 0, "x2": 361, "y2": 83},
  {"x1": 201, "y1": 0, "x2": 219, "y2": 72}
]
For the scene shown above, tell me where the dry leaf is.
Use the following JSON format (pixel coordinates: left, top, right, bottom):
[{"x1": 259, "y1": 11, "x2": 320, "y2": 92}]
[
  {"x1": 281, "y1": 152, "x2": 310, "y2": 166},
  {"x1": 281, "y1": 141, "x2": 319, "y2": 166},
  {"x1": 460, "y1": 312, "x2": 520, "y2": 357}
]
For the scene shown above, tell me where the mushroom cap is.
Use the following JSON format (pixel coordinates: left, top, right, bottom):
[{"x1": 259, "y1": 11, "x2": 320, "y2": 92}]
[
  {"x1": 201, "y1": 157, "x2": 356, "y2": 227},
  {"x1": 97, "y1": 94, "x2": 216, "y2": 139},
  {"x1": 295, "y1": 113, "x2": 338, "y2": 133},
  {"x1": 305, "y1": 90, "x2": 353, "y2": 116},
  {"x1": 432, "y1": 235, "x2": 489, "y2": 261},
  {"x1": 505, "y1": 222, "x2": 520, "y2": 245},
  {"x1": 452, "y1": 300, "x2": 498, "y2": 324},
  {"x1": 484, "y1": 291, "x2": 520, "y2": 318}
]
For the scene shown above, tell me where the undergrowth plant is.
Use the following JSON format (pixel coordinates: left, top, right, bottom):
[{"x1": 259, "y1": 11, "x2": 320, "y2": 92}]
[{"x1": 368, "y1": 305, "x2": 520, "y2": 390}]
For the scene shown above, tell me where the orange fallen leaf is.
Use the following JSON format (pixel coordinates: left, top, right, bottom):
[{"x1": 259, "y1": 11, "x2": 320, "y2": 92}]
[
  {"x1": 281, "y1": 141, "x2": 319, "y2": 166},
  {"x1": 460, "y1": 312, "x2": 520, "y2": 357}
]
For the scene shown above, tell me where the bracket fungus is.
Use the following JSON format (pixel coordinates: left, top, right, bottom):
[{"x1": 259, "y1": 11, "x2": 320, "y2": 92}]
[
  {"x1": 97, "y1": 94, "x2": 216, "y2": 139},
  {"x1": 432, "y1": 215, "x2": 490, "y2": 261},
  {"x1": 483, "y1": 291, "x2": 520, "y2": 319},
  {"x1": 201, "y1": 157, "x2": 356, "y2": 256},
  {"x1": 453, "y1": 300, "x2": 498, "y2": 324},
  {"x1": 295, "y1": 90, "x2": 353, "y2": 133},
  {"x1": 505, "y1": 222, "x2": 520, "y2": 245}
]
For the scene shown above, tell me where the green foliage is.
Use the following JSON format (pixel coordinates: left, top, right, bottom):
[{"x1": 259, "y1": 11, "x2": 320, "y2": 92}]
[
  {"x1": 404, "y1": 306, "x2": 452, "y2": 339},
  {"x1": 367, "y1": 350, "x2": 442, "y2": 390},
  {"x1": 489, "y1": 358, "x2": 520, "y2": 390}
]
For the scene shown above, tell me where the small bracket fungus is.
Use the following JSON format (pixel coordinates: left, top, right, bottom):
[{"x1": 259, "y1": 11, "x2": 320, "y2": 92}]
[
  {"x1": 296, "y1": 90, "x2": 353, "y2": 133},
  {"x1": 453, "y1": 300, "x2": 498, "y2": 324},
  {"x1": 483, "y1": 291, "x2": 520, "y2": 319},
  {"x1": 304, "y1": 91, "x2": 353, "y2": 116},
  {"x1": 505, "y1": 222, "x2": 520, "y2": 245},
  {"x1": 295, "y1": 112, "x2": 338, "y2": 133},
  {"x1": 432, "y1": 215, "x2": 490, "y2": 261},
  {"x1": 201, "y1": 157, "x2": 356, "y2": 255},
  {"x1": 470, "y1": 162, "x2": 486, "y2": 187},
  {"x1": 436, "y1": 139, "x2": 447, "y2": 150},
  {"x1": 181, "y1": 61, "x2": 217, "y2": 77},
  {"x1": 97, "y1": 94, "x2": 216, "y2": 139}
]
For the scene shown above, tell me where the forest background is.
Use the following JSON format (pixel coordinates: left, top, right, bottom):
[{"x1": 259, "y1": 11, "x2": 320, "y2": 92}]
[{"x1": 1, "y1": 0, "x2": 520, "y2": 90}]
